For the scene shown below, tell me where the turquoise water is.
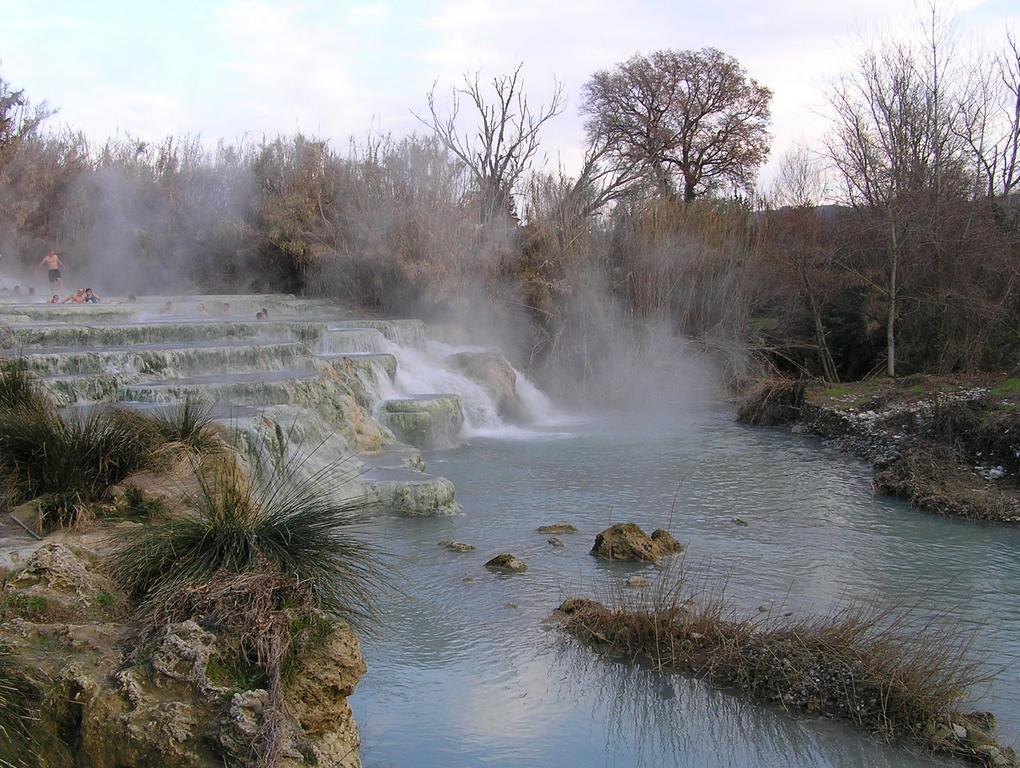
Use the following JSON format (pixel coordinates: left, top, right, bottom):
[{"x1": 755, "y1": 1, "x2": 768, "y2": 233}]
[{"x1": 351, "y1": 405, "x2": 1020, "y2": 767}]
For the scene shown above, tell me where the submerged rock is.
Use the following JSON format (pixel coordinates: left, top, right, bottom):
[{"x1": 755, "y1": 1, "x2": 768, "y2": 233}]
[
  {"x1": 590, "y1": 523, "x2": 683, "y2": 562},
  {"x1": 626, "y1": 575, "x2": 650, "y2": 588},
  {"x1": 547, "y1": 537, "x2": 564, "y2": 548},
  {"x1": 732, "y1": 516, "x2": 749, "y2": 526},
  {"x1": 439, "y1": 540, "x2": 475, "y2": 552},
  {"x1": 485, "y1": 553, "x2": 528, "y2": 573},
  {"x1": 536, "y1": 523, "x2": 578, "y2": 534}
]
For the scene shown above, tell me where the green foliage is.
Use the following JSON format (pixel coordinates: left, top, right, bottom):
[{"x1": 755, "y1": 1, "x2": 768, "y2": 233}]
[
  {"x1": 113, "y1": 486, "x2": 168, "y2": 522},
  {"x1": 109, "y1": 454, "x2": 385, "y2": 630},
  {"x1": 0, "y1": 365, "x2": 220, "y2": 530},
  {"x1": 0, "y1": 591, "x2": 50, "y2": 622},
  {"x1": 992, "y1": 378, "x2": 1020, "y2": 396},
  {"x1": 95, "y1": 590, "x2": 124, "y2": 612},
  {"x1": 206, "y1": 652, "x2": 266, "y2": 692}
]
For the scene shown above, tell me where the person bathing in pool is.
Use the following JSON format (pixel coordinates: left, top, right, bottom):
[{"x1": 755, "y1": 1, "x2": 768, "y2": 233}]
[{"x1": 83, "y1": 288, "x2": 101, "y2": 304}]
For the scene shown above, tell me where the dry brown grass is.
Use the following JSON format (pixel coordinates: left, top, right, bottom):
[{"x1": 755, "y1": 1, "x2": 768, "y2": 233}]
[
  {"x1": 151, "y1": 569, "x2": 311, "y2": 768},
  {"x1": 875, "y1": 446, "x2": 1020, "y2": 523},
  {"x1": 559, "y1": 561, "x2": 1015, "y2": 767},
  {"x1": 736, "y1": 377, "x2": 805, "y2": 426}
]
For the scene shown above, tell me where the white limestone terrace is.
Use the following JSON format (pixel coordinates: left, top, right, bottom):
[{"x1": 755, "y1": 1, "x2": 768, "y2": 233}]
[{"x1": 0, "y1": 293, "x2": 559, "y2": 520}]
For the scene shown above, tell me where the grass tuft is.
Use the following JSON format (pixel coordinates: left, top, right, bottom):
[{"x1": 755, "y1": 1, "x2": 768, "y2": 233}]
[
  {"x1": 109, "y1": 454, "x2": 384, "y2": 629},
  {"x1": 0, "y1": 404, "x2": 152, "y2": 531},
  {"x1": 0, "y1": 357, "x2": 50, "y2": 414},
  {"x1": 108, "y1": 397, "x2": 222, "y2": 467},
  {"x1": 110, "y1": 450, "x2": 385, "y2": 768},
  {"x1": 0, "y1": 643, "x2": 42, "y2": 768}
]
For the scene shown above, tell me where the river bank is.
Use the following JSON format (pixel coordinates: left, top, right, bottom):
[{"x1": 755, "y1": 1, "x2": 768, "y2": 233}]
[{"x1": 737, "y1": 375, "x2": 1020, "y2": 523}]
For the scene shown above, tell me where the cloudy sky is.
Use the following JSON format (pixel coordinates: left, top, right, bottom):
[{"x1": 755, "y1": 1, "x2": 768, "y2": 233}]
[{"x1": 1, "y1": 0, "x2": 1016, "y2": 184}]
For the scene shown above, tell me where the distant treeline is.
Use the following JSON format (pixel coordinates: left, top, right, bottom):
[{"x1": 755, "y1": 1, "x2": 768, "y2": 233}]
[{"x1": 1, "y1": 19, "x2": 1018, "y2": 391}]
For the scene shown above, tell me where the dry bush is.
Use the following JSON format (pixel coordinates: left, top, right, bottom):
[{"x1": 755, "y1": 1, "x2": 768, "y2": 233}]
[{"x1": 736, "y1": 377, "x2": 805, "y2": 426}]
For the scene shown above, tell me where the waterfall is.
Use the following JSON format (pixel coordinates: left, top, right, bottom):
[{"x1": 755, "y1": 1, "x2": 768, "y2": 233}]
[
  {"x1": 319, "y1": 328, "x2": 390, "y2": 354},
  {"x1": 374, "y1": 337, "x2": 568, "y2": 439}
]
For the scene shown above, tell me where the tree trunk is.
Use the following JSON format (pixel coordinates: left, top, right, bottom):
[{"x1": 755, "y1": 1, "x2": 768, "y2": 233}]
[
  {"x1": 683, "y1": 177, "x2": 696, "y2": 202},
  {"x1": 887, "y1": 217, "x2": 898, "y2": 378}
]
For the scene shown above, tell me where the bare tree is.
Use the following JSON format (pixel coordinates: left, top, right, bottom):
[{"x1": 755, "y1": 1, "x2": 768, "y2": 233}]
[
  {"x1": 768, "y1": 144, "x2": 829, "y2": 209},
  {"x1": 0, "y1": 74, "x2": 52, "y2": 167},
  {"x1": 956, "y1": 32, "x2": 1020, "y2": 197},
  {"x1": 766, "y1": 147, "x2": 840, "y2": 381},
  {"x1": 581, "y1": 48, "x2": 772, "y2": 202},
  {"x1": 826, "y1": 17, "x2": 967, "y2": 376},
  {"x1": 415, "y1": 64, "x2": 564, "y2": 222}
]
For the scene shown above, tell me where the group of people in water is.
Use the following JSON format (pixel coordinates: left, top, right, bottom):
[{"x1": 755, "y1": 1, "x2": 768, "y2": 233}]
[{"x1": 49, "y1": 287, "x2": 102, "y2": 304}]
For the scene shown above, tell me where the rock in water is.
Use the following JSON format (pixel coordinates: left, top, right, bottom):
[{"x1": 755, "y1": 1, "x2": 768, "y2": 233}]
[
  {"x1": 485, "y1": 553, "x2": 528, "y2": 573},
  {"x1": 732, "y1": 516, "x2": 749, "y2": 526},
  {"x1": 547, "y1": 537, "x2": 564, "y2": 548},
  {"x1": 378, "y1": 395, "x2": 464, "y2": 448},
  {"x1": 536, "y1": 523, "x2": 578, "y2": 534},
  {"x1": 590, "y1": 523, "x2": 683, "y2": 562},
  {"x1": 446, "y1": 351, "x2": 521, "y2": 421},
  {"x1": 626, "y1": 575, "x2": 650, "y2": 588},
  {"x1": 439, "y1": 540, "x2": 475, "y2": 552}
]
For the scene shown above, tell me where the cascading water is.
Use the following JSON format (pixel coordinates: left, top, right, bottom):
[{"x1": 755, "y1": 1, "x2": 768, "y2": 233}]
[
  {"x1": 378, "y1": 338, "x2": 566, "y2": 439},
  {"x1": 319, "y1": 328, "x2": 391, "y2": 354},
  {"x1": 314, "y1": 319, "x2": 567, "y2": 442}
]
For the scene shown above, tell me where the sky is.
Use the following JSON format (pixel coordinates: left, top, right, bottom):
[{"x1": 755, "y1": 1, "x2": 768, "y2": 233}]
[{"x1": 1, "y1": 0, "x2": 1017, "y2": 186}]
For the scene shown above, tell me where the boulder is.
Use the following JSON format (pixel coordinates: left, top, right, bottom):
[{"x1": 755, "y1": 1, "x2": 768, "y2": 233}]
[
  {"x1": 536, "y1": 523, "x2": 578, "y2": 534},
  {"x1": 287, "y1": 622, "x2": 367, "y2": 738},
  {"x1": 6, "y1": 542, "x2": 118, "y2": 619},
  {"x1": 446, "y1": 351, "x2": 521, "y2": 421},
  {"x1": 590, "y1": 523, "x2": 683, "y2": 562},
  {"x1": 439, "y1": 540, "x2": 475, "y2": 552},
  {"x1": 485, "y1": 553, "x2": 528, "y2": 573},
  {"x1": 378, "y1": 395, "x2": 464, "y2": 448},
  {"x1": 149, "y1": 621, "x2": 220, "y2": 694},
  {"x1": 10, "y1": 543, "x2": 96, "y2": 596}
]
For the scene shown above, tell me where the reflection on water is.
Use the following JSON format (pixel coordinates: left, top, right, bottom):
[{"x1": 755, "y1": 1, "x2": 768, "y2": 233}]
[{"x1": 352, "y1": 404, "x2": 1020, "y2": 767}]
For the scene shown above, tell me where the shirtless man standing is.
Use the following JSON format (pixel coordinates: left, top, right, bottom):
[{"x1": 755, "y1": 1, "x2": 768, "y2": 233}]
[{"x1": 39, "y1": 250, "x2": 64, "y2": 289}]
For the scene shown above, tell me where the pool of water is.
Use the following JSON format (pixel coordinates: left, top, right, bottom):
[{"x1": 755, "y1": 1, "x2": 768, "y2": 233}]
[{"x1": 351, "y1": 403, "x2": 1020, "y2": 767}]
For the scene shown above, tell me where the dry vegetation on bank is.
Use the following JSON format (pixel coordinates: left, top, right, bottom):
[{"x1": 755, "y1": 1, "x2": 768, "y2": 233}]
[
  {"x1": 737, "y1": 374, "x2": 1020, "y2": 522},
  {"x1": 558, "y1": 563, "x2": 1015, "y2": 767}
]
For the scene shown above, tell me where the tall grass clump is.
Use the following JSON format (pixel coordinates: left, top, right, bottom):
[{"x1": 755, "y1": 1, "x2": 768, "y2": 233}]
[
  {"x1": 0, "y1": 357, "x2": 49, "y2": 414},
  {"x1": 110, "y1": 455, "x2": 383, "y2": 626},
  {"x1": 108, "y1": 397, "x2": 222, "y2": 465},
  {"x1": 0, "y1": 402, "x2": 152, "y2": 531},
  {"x1": 559, "y1": 560, "x2": 1014, "y2": 767},
  {"x1": 0, "y1": 644, "x2": 41, "y2": 768}
]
